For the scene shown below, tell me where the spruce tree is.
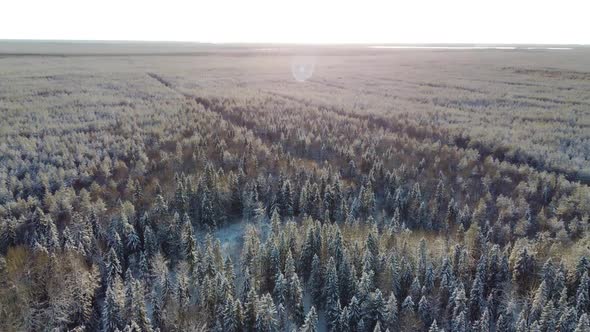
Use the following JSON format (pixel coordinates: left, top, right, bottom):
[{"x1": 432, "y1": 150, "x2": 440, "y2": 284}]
[
  {"x1": 428, "y1": 320, "x2": 440, "y2": 332},
  {"x1": 102, "y1": 284, "x2": 123, "y2": 332},
  {"x1": 575, "y1": 314, "x2": 590, "y2": 332},
  {"x1": 256, "y1": 293, "x2": 278, "y2": 332},
  {"x1": 290, "y1": 275, "x2": 305, "y2": 326},
  {"x1": 274, "y1": 272, "x2": 287, "y2": 305},
  {"x1": 105, "y1": 247, "x2": 122, "y2": 285},
  {"x1": 301, "y1": 307, "x2": 318, "y2": 332},
  {"x1": 223, "y1": 298, "x2": 239, "y2": 332},
  {"x1": 339, "y1": 306, "x2": 351, "y2": 332},
  {"x1": 418, "y1": 295, "x2": 432, "y2": 327},
  {"x1": 401, "y1": 295, "x2": 415, "y2": 315},
  {"x1": 349, "y1": 296, "x2": 361, "y2": 330},
  {"x1": 469, "y1": 274, "x2": 484, "y2": 321},
  {"x1": 478, "y1": 307, "x2": 491, "y2": 332},
  {"x1": 326, "y1": 299, "x2": 342, "y2": 332},
  {"x1": 309, "y1": 254, "x2": 323, "y2": 307},
  {"x1": 577, "y1": 272, "x2": 590, "y2": 313},
  {"x1": 244, "y1": 289, "x2": 258, "y2": 332},
  {"x1": 496, "y1": 314, "x2": 510, "y2": 332},
  {"x1": 560, "y1": 306, "x2": 578, "y2": 332},
  {"x1": 370, "y1": 289, "x2": 386, "y2": 329},
  {"x1": 540, "y1": 300, "x2": 556, "y2": 332},
  {"x1": 384, "y1": 292, "x2": 399, "y2": 331},
  {"x1": 452, "y1": 310, "x2": 467, "y2": 332},
  {"x1": 373, "y1": 321, "x2": 382, "y2": 332}
]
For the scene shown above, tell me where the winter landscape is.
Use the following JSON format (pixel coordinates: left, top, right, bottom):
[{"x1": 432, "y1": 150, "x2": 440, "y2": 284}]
[{"x1": 1, "y1": 42, "x2": 590, "y2": 332}]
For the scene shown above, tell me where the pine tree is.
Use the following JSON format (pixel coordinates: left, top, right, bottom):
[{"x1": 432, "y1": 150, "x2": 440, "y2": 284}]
[
  {"x1": 223, "y1": 297, "x2": 239, "y2": 332},
  {"x1": 290, "y1": 274, "x2": 305, "y2": 326},
  {"x1": 62, "y1": 226, "x2": 75, "y2": 251},
  {"x1": 515, "y1": 310, "x2": 528, "y2": 332},
  {"x1": 309, "y1": 254, "x2": 323, "y2": 307},
  {"x1": 44, "y1": 214, "x2": 60, "y2": 251},
  {"x1": 300, "y1": 228, "x2": 315, "y2": 280},
  {"x1": 530, "y1": 280, "x2": 549, "y2": 323},
  {"x1": 326, "y1": 299, "x2": 342, "y2": 332},
  {"x1": 270, "y1": 208, "x2": 281, "y2": 236},
  {"x1": 575, "y1": 314, "x2": 590, "y2": 332},
  {"x1": 418, "y1": 295, "x2": 432, "y2": 327},
  {"x1": 339, "y1": 253, "x2": 356, "y2": 305},
  {"x1": 277, "y1": 303, "x2": 289, "y2": 331},
  {"x1": 478, "y1": 307, "x2": 491, "y2": 332},
  {"x1": 560, "y1": 306, "x2": 578, "y2": 332},
  {"x1": 123, "y1": 321, "x2": 141, "y2": 332},
  {"x1": 341, "y1": 295, "x2": 357, "y2": 328},
  {"x1": 370, "y1": 289, "x2": 386, "y2": 329},
  {"x1": 410, "y1": 277, "x2": 421, "y2": 302},
  {"x1": 274, "y1": 272, "x2": 287, "y2": 305},
  {"x1": 451, "y1": 283, "x2": 467, "y2": 321},
  {"x1": 228, "y1": 172, "x2": 242, "y2": 216},
  {"x1": 384, "y1": 292, "x2": 398, "y2": 331},
  {"x1": 131, "y1": 280, "x2": 152, "y2": 332},
  {"x1": 256, "y1": 293, "x2": 278, "y2": 332},
  {"x1": 324, "y1": 257, "x2": 340, "y2": 305},
  {"x1": 577, "y1": 257, "x2": 590, "y2": 282},
  {"x1": 555, "y1": 270, "x2": 567, "y2": 301},
  {"x1": 325, "y1": 256, "x2": 341, "y2": 330},
  {"x1": 143, "y1": 225, "x2": 157, "y2": 258},
  {"x1": 452, "y1": 310, "x2": 467, "y2": 332},
  {"x1": 184, "y1": 220, "x2": 198, "y2": 273},
  {"x1": 360, "y1": 183, "x2": 376, "y2": 218},
  {"x1": 577, "y1": 272, "x2": 589, "y2": 313},
  {"x1": 281, "y1": 180, "x2": 294, "y2": 217},
  {"x1": 366, "y1": 228, "x2": 379, "y2": 260},
  {"x1": 123, "y1": 218, "x2": 139, "y2": 252},
  {"x1": 540, "y1": 300, "x2": 556, "y2": 332},
  {"x1": 200, "y1": 188, "x2": 216, "y2": 228},
  {"x1": 541, "y1": 258, "x2": 555, "y2": 292},
  {"x1": 529, "y1": 321, "x2": 542, "y2": 332},
  {"x1": 496, "y1": 314, "x2": 510, "y2": 332},
  {"x1": 469, "y1": 274, "x2": 484, "y2": 321},
  {"x1": 268, "y1": 241, "x2": 281, "y2": 290},
  {"x1": 69, "y1": 263, "x2": 98, "y2": 328},
  {"x1": 151, "y1": 292, "x2": 164, "y2": 331},
  {"x1": 301, "y1": 306, "x2": 318, "y2": 332},
  {"x1": 124, "y1": 270, "x2": 136, "y2": 322},
  {"x1": 373, "y1": 321, "x2": 382, "y2": 332},
  {"x1": 428, "y1": 320, "x2": 440, "y2": 332},
  {"x1": 391, "y1": 208, "x2": 402, "y2": 233},
  {"x1": 244, "y1": 288, "x2": 258, "y2": 332},
  {"x1": 358, "y1": 318, "x2": 367, "y2": 332},
  {"x1": 235, "y1": 299, "x2": 245, "y2": 332},
  {"x1": 401, "y1": 295, "x2": 415, "y2": 315},
  {"x1": 0, "y1": 218, "x2": 16, "y2": 253},
  {"x1": 105, "y1": 247, "x2": 122, "y2": 285},
  {"x1": 285, "y1": 250, "x2": 296, "y2": 282},
  {"x1": 102, "y1": 284, "x2": 123, "y2": 332},
  {"x1": 339, "y1": 306, "x2": 351, "y2": 332},
  {"x1": 357, "y1": 270, "x2": 374, "y2": 305}
]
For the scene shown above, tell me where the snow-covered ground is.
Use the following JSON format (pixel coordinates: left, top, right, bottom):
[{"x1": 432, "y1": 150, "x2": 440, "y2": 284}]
[{"x1": 213, "y1": 220, "x2": 249, "y2": 262}]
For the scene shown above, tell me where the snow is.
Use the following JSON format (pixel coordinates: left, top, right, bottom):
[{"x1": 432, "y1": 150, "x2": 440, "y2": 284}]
[{"x1": 215, "y1": 221, "x2": 248, "y2": 251}]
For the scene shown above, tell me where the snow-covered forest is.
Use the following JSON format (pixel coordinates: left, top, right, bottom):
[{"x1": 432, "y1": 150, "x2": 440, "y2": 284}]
[{"x1": 1, "y1": 46, "x2": 590, "y2": 332}]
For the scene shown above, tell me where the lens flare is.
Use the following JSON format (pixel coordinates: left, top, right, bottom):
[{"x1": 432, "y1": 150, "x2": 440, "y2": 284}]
[{"x1": 291, "y1": 56, "x2": 315, "y2": 82}]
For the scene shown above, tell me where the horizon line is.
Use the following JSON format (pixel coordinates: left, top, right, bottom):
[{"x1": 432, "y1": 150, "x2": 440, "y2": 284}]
[{"x1": 0, "y1": 39, "x2": 588, "y2": 46}]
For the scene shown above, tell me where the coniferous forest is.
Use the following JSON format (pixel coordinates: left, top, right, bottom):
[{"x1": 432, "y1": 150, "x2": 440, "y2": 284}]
[{"x1": 1, "y1": 44, "x2": 590, "y2": 332}]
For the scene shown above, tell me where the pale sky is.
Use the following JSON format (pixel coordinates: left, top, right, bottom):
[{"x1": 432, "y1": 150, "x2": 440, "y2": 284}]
[{"x1": 2, "y1": 0, "x2": 589, "y2": 44}]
